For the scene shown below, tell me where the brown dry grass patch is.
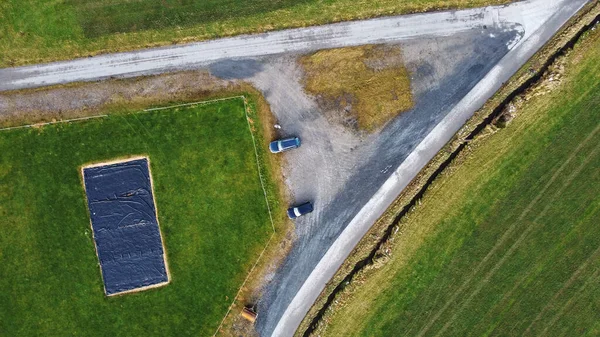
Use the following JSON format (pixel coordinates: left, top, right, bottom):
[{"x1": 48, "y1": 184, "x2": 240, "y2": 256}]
[{"x1": 300, "y1": 45, "x2": 413, "y2": 131}]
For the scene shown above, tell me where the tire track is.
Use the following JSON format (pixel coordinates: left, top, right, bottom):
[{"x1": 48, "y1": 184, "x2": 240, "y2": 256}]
[
  {"x1": 477, "y1": 261, "x2": 536, "y2": 337},
  {"x1": 482, "y1": 202, "x2": 600, "y2": 337},
  {"x1": 433, "y1": 142, "x2": 600, "y2": 337},
  {"x1": 523, "y1": 241, "x2": 600, "y2": 335},
  {"x1": 538, "y1": 266, "x2": 600, "y2": 337},
  {"x1": 416, "y1": 123, "x2": 600, "y2": 337}
]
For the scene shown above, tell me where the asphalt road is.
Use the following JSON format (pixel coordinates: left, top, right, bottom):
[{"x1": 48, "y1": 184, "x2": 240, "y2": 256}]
[{"x1": 0, "y1": 0, "x2": 590, "y2": 336}]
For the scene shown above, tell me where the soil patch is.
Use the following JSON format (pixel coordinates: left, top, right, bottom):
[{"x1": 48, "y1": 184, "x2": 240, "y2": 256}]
[{"x1": 0, "y1": 71, "x2": 233, "y2": 128}]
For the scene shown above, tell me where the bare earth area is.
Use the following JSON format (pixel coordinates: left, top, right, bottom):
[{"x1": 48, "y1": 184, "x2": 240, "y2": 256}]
[
  {"x1": 300, "y1": 45, "x2": 413, "y2": 131},
  {"x1": 0, "y1": 72, "x2": 232, "y2": 127}
]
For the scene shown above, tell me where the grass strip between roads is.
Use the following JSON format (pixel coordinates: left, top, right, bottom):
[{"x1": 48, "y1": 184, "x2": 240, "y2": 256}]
[
  {"x1": 0, "y1": 0, "x2": 512, "y2": 67},
  {"x1": 315, "y1": 22, "x2": 600, "y2": 337},
  {"x1": 0, "y1": 97, "x2": 282, "y2": 336}
]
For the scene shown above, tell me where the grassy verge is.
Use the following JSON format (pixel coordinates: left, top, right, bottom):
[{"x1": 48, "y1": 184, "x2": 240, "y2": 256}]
[
  {"x1": 300, "y1": 45, "x2": 413, "y2": 131},
  {"x1": 0, "y1": 0, "x2": 513, "y2": 67},
  {"x1": 0, "y1": 97, "x2": 281, "y2": 336},
  {"x1": 317, "y1": 17, "x2": 600, "y2": 337}
]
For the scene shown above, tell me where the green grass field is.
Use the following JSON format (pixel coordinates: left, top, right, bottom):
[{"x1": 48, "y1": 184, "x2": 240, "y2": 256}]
[
  {"x1": 320, "y1": 29, "x2": 600, "y2": 337},
  {"x1": 0, "y1": 98, "x2": 278, "y2": 336},
  {"x1": 0, "y1": 0, "x2": 511, "y2": 67}
]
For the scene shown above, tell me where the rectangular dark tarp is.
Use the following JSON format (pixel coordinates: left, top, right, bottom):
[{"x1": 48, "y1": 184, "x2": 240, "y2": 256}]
[{"x1": 83, "y1": 158, "x2": 169, "y2": 295}]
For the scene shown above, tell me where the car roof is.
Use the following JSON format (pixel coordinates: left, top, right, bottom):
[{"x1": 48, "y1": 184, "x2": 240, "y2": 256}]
[
  {"x1": 281, "y1": 138, "x2": 297, "y2": 146},
  {"x1": 297, "y1": 202, "x2": 313, "y2": 212}
]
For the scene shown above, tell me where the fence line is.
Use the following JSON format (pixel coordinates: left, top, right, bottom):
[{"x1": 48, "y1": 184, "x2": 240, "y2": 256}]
[
  {"x1": 1, "y1": 95, "x2": 247, "y2": 131},
  {"x1": 142, "y1": 96, "x2": 245, "y2": 112},
  {"x1": 212, "y1": 96, "x2": 278, "y2": 336},
  {"x1": 0, "y1": 114, "x2": 108, "y2": 132}
]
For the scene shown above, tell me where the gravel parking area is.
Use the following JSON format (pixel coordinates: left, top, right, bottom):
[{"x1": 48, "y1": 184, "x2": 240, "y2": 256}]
[{"x1": 207, "y1": 26, "x2": 521, "y2": 336}]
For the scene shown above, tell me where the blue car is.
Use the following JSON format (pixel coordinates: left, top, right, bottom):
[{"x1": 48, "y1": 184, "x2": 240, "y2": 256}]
[
  {"x1": 287, "y1": 202, "x2": 314, "y2": 219},
  {"x1": 270, "y1": 137, "x2": 301, "y2": 153}
]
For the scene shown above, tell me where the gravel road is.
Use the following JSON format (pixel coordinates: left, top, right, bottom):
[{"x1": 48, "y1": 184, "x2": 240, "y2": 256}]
[{"x1": 0, "y1": 0, "x2": 567, "y2": 92}]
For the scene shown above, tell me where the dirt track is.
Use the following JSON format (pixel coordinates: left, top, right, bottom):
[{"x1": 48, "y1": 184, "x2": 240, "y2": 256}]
[{"x1": 0, "y1": 72, "x2": 234, "y2": 126}]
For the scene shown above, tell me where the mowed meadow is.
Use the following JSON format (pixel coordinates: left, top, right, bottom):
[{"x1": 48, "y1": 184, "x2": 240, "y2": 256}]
[
  {"x1": 318, "y1": 28, "x2": 600, "y2": 337},
  {"x1": 0, "y1": 98, "x2": 278, "y2": 336},
  {"x1": 0, "y1": 0, "x2": 512, "y2": 67}
]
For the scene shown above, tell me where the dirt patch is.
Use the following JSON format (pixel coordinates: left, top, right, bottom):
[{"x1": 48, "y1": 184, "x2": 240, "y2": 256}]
[
  {"x1": 300, "y1": 45, "x2": 413, "y2": 132},
  {"x1": 0, "y1": 71, "x2": 235, "y2": 128}
]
